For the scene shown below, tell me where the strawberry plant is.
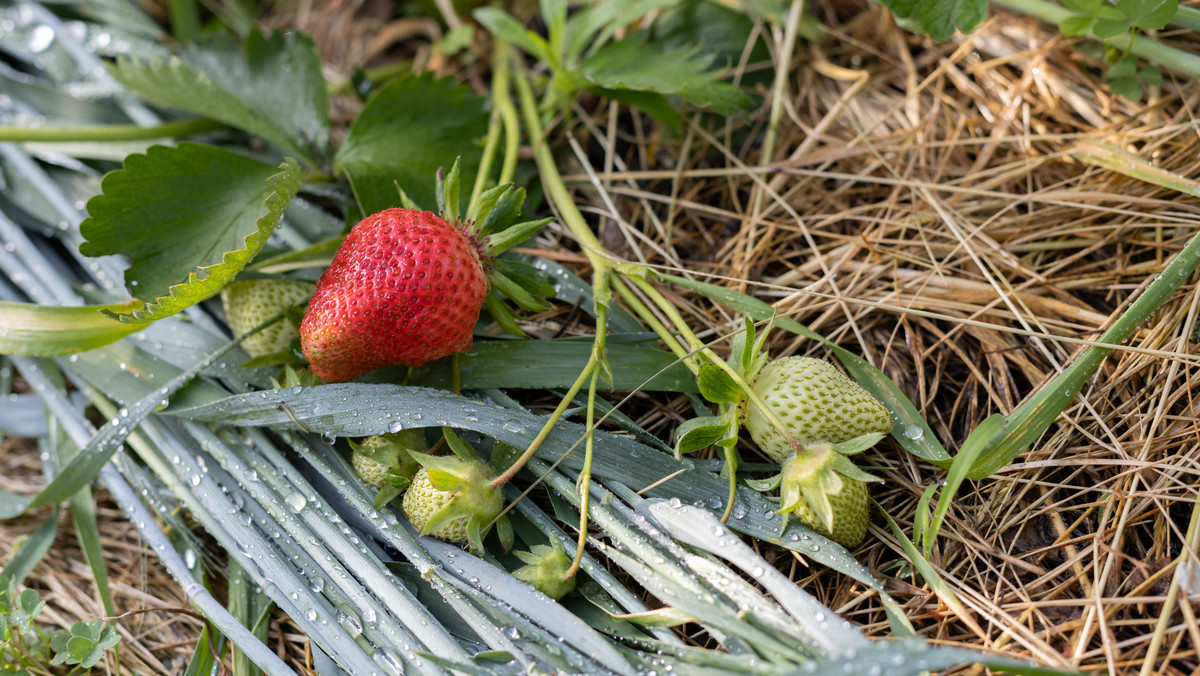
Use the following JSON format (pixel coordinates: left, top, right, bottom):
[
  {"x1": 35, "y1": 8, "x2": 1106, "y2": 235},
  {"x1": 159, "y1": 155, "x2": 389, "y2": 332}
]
[{"x1": 11, "y1": 0, "x2": 1192, "y2": 673}]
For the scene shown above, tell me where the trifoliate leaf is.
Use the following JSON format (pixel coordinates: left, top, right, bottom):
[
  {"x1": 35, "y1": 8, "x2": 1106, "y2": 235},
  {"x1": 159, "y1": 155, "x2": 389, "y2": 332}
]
[
  {"x1": 80, "y1": 144, "x2": 301, "y2": 324},
  {"x1": 580, "y1": 36, "x2": 752, "y2": 117},
  {"x1": 108, "y1": 30, "x2": 329, "y2": 164},
  {"x1": 874, "y1": 0, "x2": 987, "y2": 41},
  {"x1": 336, "y1": 75, "x2": 487, "y2": 215}
]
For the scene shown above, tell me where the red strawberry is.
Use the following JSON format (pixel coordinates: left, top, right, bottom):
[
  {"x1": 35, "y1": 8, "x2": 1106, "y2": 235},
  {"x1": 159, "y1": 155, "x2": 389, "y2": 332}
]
[
  {"x1": 300, "y1": 209, "x2": 487, "y2": 381},
  {"x1": 300, "y1": 166, "x2": 552, "y2": 382}
]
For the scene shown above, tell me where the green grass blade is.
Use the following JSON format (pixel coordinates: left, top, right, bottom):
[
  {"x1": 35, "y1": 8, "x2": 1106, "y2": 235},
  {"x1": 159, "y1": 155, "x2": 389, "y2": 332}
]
[
  {"x1": 925, "y1": 414, "x2": 1005, "y2": 553},
  {"x1": 2, "y1": 507, "x2": 59, "y2": 587},
  {"x1": 782, "y1": 637, "x2": 1079, "y2": 675},
  {"x1": 658, "y1": 273, "x2": 950, "y2": 466}
]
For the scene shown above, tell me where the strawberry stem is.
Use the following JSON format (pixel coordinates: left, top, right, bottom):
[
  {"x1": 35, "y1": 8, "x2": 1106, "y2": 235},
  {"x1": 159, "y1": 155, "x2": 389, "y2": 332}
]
[{"x1": 469, "y1": 39, "x2": 519, "y2": 211}]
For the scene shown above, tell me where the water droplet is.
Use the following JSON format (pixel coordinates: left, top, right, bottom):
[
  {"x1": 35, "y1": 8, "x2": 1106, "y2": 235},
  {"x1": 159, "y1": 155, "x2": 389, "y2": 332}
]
[
  {"x1": 902, "y1": 425, "x2": 923, "y2": 440},
  {"x1": 27, "y1": 24, "x2": 54, "y2": 52},
  {"x1": 388, "y1": 420, "x2": 404, "y2": 433},
  {"x1": 286, "y1": 493, "x2": 307, "y2": 512},
  {"x1": 503, "y1": 420, "x2": 523, "y2": 434}
]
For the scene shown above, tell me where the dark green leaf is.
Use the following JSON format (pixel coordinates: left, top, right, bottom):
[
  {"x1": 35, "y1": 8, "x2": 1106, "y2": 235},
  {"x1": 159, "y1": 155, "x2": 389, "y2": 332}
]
[
  {"x1": 581, "y1": 37, "x2": 752, "y2": 117},
  {"x1": 1117, "y1": 0, "x2": 1178, "y2": 27},
  {"x1": 109, "y1": 30, "x2": 329, "y2": 164},
  {"x1": 336, "y1": 75, "x2": 488, "y2": 215},
  {"x1": 401, "y1": 338, "x2": 697, "y2": 392},
  {"x1": 1092, "y1": 17, "x2": 1130, "y2": 37},
  {"x1": 80, "y1": 144, "x2": 300, "y2": 323},
  {"x1": 589, "y1": 88, "x2": 680, "y2": 129},
  {"x1": 875, "y1": 0, "x2": 987, "y2": 41},
  {"x1": 696, "y1": 364, "x2": 741, "y2": 404},
  {"x1": 651, "y1": 0, "x2": 774, "y2": 89},
  {"x1": 1058, "y1": 15, "x2": 1097, "y2": 36}
]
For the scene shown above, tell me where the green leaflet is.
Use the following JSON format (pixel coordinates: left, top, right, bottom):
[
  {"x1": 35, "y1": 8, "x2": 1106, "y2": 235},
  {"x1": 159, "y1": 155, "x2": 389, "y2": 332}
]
[
  {"x1": 79, "y1": 145, "x2": 300, "y2": 324},
  {"x1": 108, "y1": 30, "x2": 329, "y2": 164},
  {"x1": 336, "y1": 75, "x2": 488, "y2": 215},
  {"x1": 875, "y1": 0, "x2": 987, "y2": 41},
  {"x1": 0, "y1": 300, "x2": 145, "y2": 355}
]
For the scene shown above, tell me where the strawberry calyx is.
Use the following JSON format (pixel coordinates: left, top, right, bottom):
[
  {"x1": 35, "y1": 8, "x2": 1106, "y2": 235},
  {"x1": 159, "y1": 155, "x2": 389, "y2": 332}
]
[
  {"x1": 426, "y1": 158, "x2": 556, "y2": 337},
  {"x1": 350, "y1": 429, "x2": 428, "y2": 509},
  {"x1": 512, "y1": 543, "x2": 577, "y2": 600},
  {"x1": 747, "y1": 436, "x2": 883, "y2": 546}
]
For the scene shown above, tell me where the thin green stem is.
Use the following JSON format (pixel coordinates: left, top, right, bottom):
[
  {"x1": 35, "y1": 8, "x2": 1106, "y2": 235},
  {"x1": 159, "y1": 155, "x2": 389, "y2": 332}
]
[
  {"x1": 490, "y1": 359, "x2": 598, "y2": 488},
  {"x1": 994, "y1": 0, "x2": 1200, "y2": 78},
  {"x1": 470, "y1": 42, "x2": 512, "y2": 210},
  {"x1": 610, "y1": 276, "x2": 698, "y2": 372},
  {"x1": 0, "y1": 119, "x2": 224, "y2": 143},
  {"x1": 167, "y1": 0, "x2": 200, "y2": 42},
  {"x1": 567, "y1": 359, "x2": 603, "y2": 579}
]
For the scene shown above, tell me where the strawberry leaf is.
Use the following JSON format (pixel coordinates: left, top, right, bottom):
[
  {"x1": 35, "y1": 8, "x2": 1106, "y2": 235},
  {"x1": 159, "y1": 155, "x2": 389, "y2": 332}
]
[
  {"x1": 875, "y1": 0, "x2": 987, "y2": 42},
  {"x1": 337, "y1": 75, "x2": 488, "y2": 215},
  {"x1": 108, "y1": 30, "x2": 329, "y2": 165},
  {"x1": 581, "y1": 36, "x2": 752, "y2": 117},
  {"x1": 675, "y1": 415, "x2": 733, "y2": 454},
  {"x1": 79, "y1": 144, "x2": 301, "y2": 324}
]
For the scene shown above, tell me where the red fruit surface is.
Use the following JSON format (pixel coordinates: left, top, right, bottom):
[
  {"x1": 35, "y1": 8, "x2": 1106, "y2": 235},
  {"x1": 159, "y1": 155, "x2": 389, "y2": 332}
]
[{"x1": 300, "y1": 208, "x2": 488, "y2": 381}]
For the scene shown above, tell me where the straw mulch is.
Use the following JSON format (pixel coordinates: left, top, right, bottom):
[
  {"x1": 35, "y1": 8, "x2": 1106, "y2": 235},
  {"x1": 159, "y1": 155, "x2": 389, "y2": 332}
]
[{"x1": 6, "y1": 0, "x2": 1200, "y2": 673}]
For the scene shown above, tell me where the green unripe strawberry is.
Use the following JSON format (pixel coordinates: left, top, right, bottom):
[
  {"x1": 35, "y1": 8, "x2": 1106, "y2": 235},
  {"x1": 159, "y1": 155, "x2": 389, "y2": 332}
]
[
  {"x1": 221, "y1": 279, "x2": 314, "y2": 358},
  {"x1": 744, "y1": 356, "x2": 892, "y2": 463},
  {"x1": 776, "y1": 444, "x2": 874, "y2": 547},
  {"x1": 401, "y1": 454, "x2": 511, "y2": 554},
  {"x1": 349, "y1": 430, "x2": 427, "y2": 489},
  {"x1": 512, "y1": 544, "x2": 576, "y2": 600}
]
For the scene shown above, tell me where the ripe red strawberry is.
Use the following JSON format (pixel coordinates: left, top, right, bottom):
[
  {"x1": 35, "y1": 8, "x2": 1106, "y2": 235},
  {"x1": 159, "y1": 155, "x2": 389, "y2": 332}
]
[{"x1": 300, "y1": 166, "x2": 552, "y2": 382}]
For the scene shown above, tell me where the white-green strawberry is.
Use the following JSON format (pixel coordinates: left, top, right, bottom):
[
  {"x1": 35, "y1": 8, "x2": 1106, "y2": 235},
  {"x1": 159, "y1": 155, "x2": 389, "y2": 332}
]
[
  {"x1": 401, "y1": 454, "x2": 511, "y2": 554},
  {"x1": 221, "y1": 279, "x2": 314, "y2": 357},
  {"x1": 349, "y1": 430, "x2": 427, "y2": 489},
  {"x1": 744, "y1": 356, "x2": 892, "y2": 463},
  {"x1": 740, "y1": 356, "x2": 891, "y2": 547}
]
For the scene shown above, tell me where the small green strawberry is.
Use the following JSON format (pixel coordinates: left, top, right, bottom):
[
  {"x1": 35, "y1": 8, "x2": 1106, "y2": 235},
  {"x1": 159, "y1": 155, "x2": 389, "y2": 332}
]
[
  {"x1": 401, "y1": 452, "x2": 512, "y2": 554},
  {"x1": 512, "y1": 543, "x2": 576, "y2": 600},
  {"x1": 743, "y1": 356, "x2": 892, "y2": 464},
  {"x1": 349, "y1": 430, "x2": 427, "y2": 489},
  {"x1": 755, "y1": 441, "x2": 881, "y2": 546},
  {"x1": 221, "y1": 279, "x2": 314, "y2": 358}
]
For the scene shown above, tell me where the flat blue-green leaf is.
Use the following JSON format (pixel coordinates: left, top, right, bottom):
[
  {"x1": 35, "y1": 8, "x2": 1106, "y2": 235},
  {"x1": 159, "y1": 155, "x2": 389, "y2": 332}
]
[
  {"x1": 2, "y1": 507, "x2": 58, "y2": 586},
  {"x1": 0, "y1": 301, "x2": 145, "y2": 355},
  {"x1": 581, "y1": 37, "x2": 752, "y2": 117},
  {"x1": 167, "y1": 382, "x2": 913, "y2": 631},
  {"x1": 658, "y1": 273, "x2": 950, "y2": 466},
  {"x1": 336, "y1": 75, "x2": 487, "y2": 214},
  {"x1": 79, "y1": 145, "x2": 301, "y2": 324},
  {"x1": 402, "y1": 338, "x2": 696, "y2": 392},
  {"x1": 108, "y1": 30, "x2": 329, "y2": 163},
  {"x1": 0, "y1": 490, "x2": 31, "y2": 519},
  {"x1": 784, "y1": 637, "x2": 1077, "y2": 676},
  {"x1": 875, "y1": 0, "x2": 987, "y2": 41},
  {"x1": 26, "y1": 335, "x2": 244, "y2": 511}
]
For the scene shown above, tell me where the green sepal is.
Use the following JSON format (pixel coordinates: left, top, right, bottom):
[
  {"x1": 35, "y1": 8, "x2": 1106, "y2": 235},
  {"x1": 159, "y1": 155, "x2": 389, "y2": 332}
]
[
  {"x1": 425, "y1": 468, "x2": 467, "y2": 492},
  {"x1": 512, "y1": 543, "x2": 576, "y2": 599},
  {"x1": 489, "y1": 270, "x2": 552, "y2": 313},
  {"x1": 436, "y1": 157, "x2": 462, "y2": 225},
  {"x1": 442, "y1": 427, "x2": 480, "y2": 461},
  {"x1": 478, "y1": 185, "x2": 526, "y2": 236},
  {"x1": 491, "y1": 259, "x2": 556, "y2": 299},
  {"x1": 372, "y1": 481, "x2": 407, "y2": 510},
  {"x1": 397, "y1": 183, "x2": 421, "y2": 210},
  {"x1": 484, "y1": 217, "x2": 554, "y2": 257},
  {"x1": 494, "y1": 514, "x2": 514, "y2": 552},
  {"x1": 832, "y1": 432, "x2": 887, "y2": 456},
  {"x1": 484, "y1": 293, "x2": 526, "y2": 337},
  {"x1": 826, "y1": 452, "x2": 882, "y2": 484},
  {"x1": 467, "y1": 183, "x2": 511, "y2": 226},
  {"x1": 744, "y1": 473, "x2": 782, "y2": 492}
]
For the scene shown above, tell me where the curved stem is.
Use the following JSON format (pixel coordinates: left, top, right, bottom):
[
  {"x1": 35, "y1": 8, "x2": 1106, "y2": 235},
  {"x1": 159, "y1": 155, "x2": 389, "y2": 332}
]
[
  {"x1": 0, "y1": 118, "x2": 223, "y2": 143},
  {"x1": 490, "y1": 358, "x2": 598, "y2": 488},
  {"x1": 470, "y1": 41, "x2": 514, "y2": 210}
]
